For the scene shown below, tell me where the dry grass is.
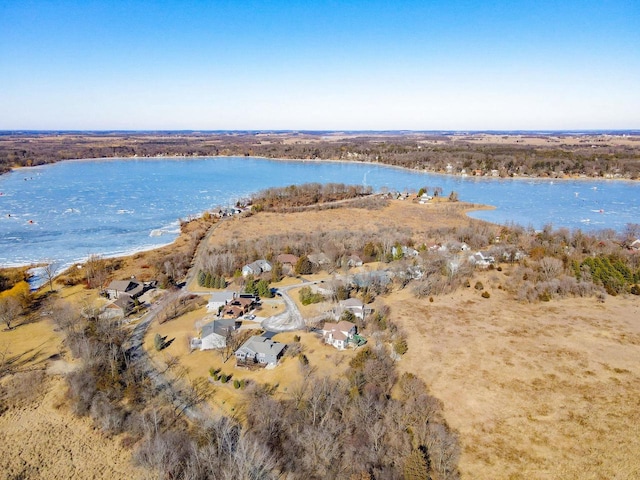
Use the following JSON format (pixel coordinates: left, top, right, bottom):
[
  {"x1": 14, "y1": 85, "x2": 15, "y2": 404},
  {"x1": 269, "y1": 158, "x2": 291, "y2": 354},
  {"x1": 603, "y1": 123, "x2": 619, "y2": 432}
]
[
  {"x1": 144, "y1": 303, "x2": 356, "y2": 419},
  {"x1": 206, "y1": 198, "x2": 489, "y2": 248},
  {"x1": 388, "y1": 269, "x2": 640, "y2": 479},
  {"x1": 0, "y1": 307, "x2": 143, "y2": 479},
  {"x1": 0, "y1": 375, "x2": 145, "y2": 480}
]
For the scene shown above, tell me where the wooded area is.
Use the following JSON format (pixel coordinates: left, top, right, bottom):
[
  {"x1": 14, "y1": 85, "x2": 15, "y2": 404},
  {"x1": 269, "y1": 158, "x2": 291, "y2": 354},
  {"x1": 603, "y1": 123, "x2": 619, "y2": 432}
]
[{"x1": 1, "y1": 131, "x2": 639, "y2": 178}]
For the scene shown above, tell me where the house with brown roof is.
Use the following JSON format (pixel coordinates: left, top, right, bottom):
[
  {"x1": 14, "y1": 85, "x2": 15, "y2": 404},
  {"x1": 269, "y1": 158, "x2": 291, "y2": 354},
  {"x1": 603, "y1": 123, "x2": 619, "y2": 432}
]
[
  {"x1": 105, "y1": 279, "x2": 144, "y2": 300},
  {"x1": 322, "y1": 320, "x2": 357, "y2": 350},
  {"x1": 222, "y1": 296, "x2": 256, "y2": 318},
  {"x1": 276, "y1": 253, "x2": 299, "y2": 267}
]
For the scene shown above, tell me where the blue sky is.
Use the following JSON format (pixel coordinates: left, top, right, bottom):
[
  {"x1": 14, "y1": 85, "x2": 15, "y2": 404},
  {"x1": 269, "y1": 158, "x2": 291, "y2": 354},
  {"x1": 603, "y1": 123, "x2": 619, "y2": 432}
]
[{"x1": 1, "y1": 0, "x2": 639, "y2": 130}]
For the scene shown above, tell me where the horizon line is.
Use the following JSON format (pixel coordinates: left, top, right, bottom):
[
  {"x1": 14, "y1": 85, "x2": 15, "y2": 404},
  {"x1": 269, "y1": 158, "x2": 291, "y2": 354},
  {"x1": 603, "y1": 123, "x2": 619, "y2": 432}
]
[{"x1": 1, "y1": 129, "x2": 640, "y2": 135}]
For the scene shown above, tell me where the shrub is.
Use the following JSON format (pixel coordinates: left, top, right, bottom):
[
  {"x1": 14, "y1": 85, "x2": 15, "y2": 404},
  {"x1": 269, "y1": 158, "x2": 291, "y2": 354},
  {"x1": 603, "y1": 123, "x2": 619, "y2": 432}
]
[
  {"x1": 298, "y1": 353, "x2": 309, "y2": 365},
  {"x1": 154, "y1": 333, "x2": 165, "y2": 351},
  {"x1": 393, "y1": 337, "x2": 409, "y2": 355},
  {"x1": 474, "y1": 281, "x2": 484, "y2": 290},
  {"x1": 298, "y1": 286, "x2": 324, "y2": 305},
  {"x1": 219, "y1": 373, "x2": 228, "y2": 383},
  {"x1": 429, "y1": 296, "x2": 434, "y2": 303},
  {"x1": 481, "y1": 291, "x2": 490, "y2": 299},
  {"x1": 233, "y1": 379, "x2": 241, "y2": 389}
]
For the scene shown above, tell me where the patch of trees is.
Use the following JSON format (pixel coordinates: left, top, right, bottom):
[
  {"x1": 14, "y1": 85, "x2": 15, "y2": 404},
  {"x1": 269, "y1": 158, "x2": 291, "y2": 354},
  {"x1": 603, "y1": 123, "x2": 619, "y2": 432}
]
[
  {"x1": 490, "y1": 223, "x2": 640, "y2": 301},
  {"x1": 197, "y1": 270, "x2": 227, "y2": 288},
  {"x1": 50, "y1": 301, "x2": 158, "y2": 436},
  {"x1": 251, "y1": 182, "x2": 373, "y2": 211},
  {"x1": 240, "y1": 342, "x2": 459, "y2": 479},
  {"x1": 202, "y1": 225, "x2": 416, "y2": 278},
  {"x1": 243, "y1": 275, "x2": 273, "y2": 298}
]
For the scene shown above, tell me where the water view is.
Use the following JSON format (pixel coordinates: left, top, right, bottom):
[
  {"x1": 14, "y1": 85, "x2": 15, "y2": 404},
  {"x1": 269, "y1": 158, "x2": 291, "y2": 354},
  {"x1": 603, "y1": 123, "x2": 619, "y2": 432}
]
[{"x1": 1, "y1": 156, "x2": 638, "y2": 269}]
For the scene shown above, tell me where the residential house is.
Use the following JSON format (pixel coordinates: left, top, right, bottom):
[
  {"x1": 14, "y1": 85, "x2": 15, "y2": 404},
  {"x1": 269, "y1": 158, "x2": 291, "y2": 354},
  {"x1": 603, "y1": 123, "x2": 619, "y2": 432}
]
[
  {"x1": 276, "y1": 253, "x2": 299, "y2": 275},
  {"x1": 235, "y1": 336, "x2": 286, "y2": 366},
  {"x1": 346, "y1": 254, "x2": 363, "y2": 268},
  {"x1": 469, "y1": 251, "x2": 495, "y2": 268},
  {"x1": 198, "y1": 319, "x2": 238, "y2": 350},
  {"x1": 222, "y1": 296, "x2": 255, "y2": 318},
  {"x1": 322, "y1": 320, "x2": 356, "y2": 350},
  {"x1": 308, "y1": 252, "x2": 331, "y2": 268},
  {"x1": 206, "y1": 291, "x2": 237, "y2": 314},
  {"x1": 337, "y1": 298, "x2": 367, "y2": 320},
  {"x1": 102, "y1": 295, "x2": 136, "y2": 318},
  {"x1": 392, "y1": 245, "x2": 419, "y2": 258},
  {"x1": 242, "y1": 259, "x2": 272, "y2": 277},
  {"x1": 418, "y1": 192, "x2": 433, "y2": 204},
  {"x1": 105, "y1": 279, "x2": 144, "y2": 300}
]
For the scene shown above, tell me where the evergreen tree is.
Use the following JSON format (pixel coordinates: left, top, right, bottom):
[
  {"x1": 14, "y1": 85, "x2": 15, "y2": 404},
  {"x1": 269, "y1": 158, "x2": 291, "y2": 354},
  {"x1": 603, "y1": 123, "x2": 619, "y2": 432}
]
[{"x1": 256, "y1": 279, "x2": 273, "y2": 298}]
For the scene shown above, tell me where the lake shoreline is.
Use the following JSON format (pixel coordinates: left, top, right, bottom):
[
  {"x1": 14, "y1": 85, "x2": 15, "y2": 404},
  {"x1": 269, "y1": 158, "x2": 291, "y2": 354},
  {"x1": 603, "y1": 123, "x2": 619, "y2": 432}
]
[{"x1": 9, "y1": 154, "x2": 639, "y2": 184}]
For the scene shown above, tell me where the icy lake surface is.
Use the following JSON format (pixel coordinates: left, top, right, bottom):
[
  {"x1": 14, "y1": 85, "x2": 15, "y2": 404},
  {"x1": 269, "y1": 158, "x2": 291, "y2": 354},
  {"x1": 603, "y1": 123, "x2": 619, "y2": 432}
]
[{"x1": 1, "y1": 156, "x2": 638, "y2": 269}]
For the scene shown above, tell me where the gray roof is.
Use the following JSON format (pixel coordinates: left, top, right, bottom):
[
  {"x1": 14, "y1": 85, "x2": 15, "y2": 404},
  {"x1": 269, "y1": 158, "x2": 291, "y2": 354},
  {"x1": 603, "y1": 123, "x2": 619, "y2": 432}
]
[
  {"x1": 202, "y1": 319, "x2": 237, "y2": 338},
  {"x1": 208, "y1": 291, "x2": 237, "y2": 303},
  {"x1": 236, "y1": 336, "x2": 286, "y2": 358}
]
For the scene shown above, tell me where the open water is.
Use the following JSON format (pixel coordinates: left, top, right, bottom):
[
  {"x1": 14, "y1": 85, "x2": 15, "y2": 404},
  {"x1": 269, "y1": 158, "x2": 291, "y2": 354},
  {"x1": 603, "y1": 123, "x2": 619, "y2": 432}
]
[{"x1": 0, "y1": 156, "x2": 638, "y2": 269}]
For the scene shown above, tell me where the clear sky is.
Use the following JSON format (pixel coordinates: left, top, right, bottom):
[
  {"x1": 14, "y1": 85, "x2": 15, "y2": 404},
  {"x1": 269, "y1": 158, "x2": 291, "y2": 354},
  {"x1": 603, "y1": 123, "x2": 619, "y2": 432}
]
[{"x1": 1, "y1": 0, "x2": 639, "y2": 130}]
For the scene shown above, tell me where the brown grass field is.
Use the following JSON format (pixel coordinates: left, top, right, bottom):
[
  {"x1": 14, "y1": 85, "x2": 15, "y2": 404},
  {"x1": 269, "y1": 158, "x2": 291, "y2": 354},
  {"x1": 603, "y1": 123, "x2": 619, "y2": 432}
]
[
  {"x1": 2, "y1": 198, "x2": 639, "y2": 479},
  {"x1": 0, "y1": 308, "x2": 145, "y2": 479}
]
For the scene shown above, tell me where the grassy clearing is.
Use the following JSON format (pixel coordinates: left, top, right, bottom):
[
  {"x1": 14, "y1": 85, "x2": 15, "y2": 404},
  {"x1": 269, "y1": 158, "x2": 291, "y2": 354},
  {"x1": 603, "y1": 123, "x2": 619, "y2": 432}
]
[{"x1": 388, "y1": 270, "x2": 640, "y2": 479}]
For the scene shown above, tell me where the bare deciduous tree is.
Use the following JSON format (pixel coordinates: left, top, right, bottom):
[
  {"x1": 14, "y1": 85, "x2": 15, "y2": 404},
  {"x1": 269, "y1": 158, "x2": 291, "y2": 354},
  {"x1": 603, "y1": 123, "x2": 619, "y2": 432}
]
[{"x1": 0, "y1": 296, "x2": 21, "y2": 330}]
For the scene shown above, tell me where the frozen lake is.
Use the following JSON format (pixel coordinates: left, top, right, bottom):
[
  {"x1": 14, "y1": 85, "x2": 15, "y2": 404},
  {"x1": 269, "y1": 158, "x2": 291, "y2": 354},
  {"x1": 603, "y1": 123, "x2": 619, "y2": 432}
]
[{"x1": 1, "y1": 156, "x2": 638, "y2": 269}]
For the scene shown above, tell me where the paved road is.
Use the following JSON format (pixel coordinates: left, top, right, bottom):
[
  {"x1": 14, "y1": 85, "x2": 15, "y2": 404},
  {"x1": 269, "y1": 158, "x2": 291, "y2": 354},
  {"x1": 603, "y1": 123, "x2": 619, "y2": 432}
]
[{"x1": 260, "y1": 280, "x2": 322, "y2": 331}]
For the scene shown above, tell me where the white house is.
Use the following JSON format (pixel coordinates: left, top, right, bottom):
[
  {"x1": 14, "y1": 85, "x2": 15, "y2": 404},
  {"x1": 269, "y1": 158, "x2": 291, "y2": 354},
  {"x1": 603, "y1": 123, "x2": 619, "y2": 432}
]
[
  {"x1": 337, "y1": 298, "x2": 367, "y2": 320},
  {"x1": 206, "y1": 291, "x2": 237, "y2": 313},
  {"x1": 322, "y1": 320, "x2": 357, "y2": 350},
  {"x1": 469, "y1": 251, "x2": 495, "y2": 268},
  {"x1": 392, "y1": 245, "x2": 419, "y2": 258},
  {"x1": 346, "y1": 254, "x2": 363, "y2": 268},
  {"x1": 242, "y1": 259, "x2": 272, "y2": 277},
  {"x1": 197, "y1": 318, "x2": 238, "y2": 350}
]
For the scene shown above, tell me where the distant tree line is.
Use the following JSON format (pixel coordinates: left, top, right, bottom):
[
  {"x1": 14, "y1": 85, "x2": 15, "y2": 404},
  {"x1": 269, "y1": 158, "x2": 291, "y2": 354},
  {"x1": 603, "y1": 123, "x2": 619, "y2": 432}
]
[{"x1": 2, "y1": 132, "x2": 639, "y2": 178}]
